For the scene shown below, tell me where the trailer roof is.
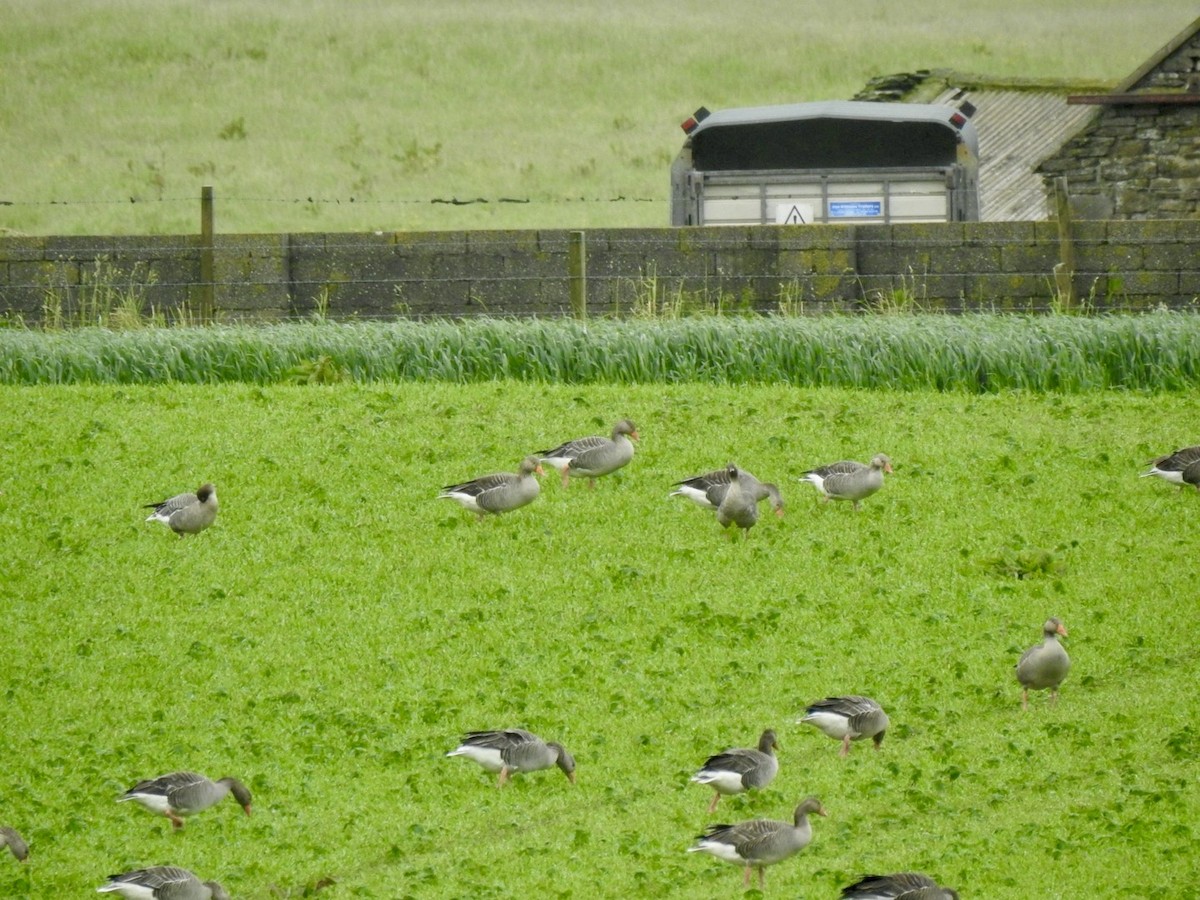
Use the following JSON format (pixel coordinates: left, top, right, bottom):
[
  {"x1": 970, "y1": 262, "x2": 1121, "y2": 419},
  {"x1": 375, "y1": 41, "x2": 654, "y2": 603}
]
[
  {"x1": 688, "y1": 99, "x2": 978, "y2": 155},
  {"x1": 694, "y1": 99, "x2": 959, "y2": 125}
]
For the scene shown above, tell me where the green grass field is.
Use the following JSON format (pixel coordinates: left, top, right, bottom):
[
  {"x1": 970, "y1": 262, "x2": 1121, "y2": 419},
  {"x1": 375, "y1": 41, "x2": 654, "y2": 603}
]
[
  {"x1": 3, "y1": 6, "x2": 1199, "y2": 896},
  {"x1": 1, "y1": 0, "x2": 1196, "y2": 235},
  {"x1": 2, "y1": 381, "x2": 1197, "y2": 897}
]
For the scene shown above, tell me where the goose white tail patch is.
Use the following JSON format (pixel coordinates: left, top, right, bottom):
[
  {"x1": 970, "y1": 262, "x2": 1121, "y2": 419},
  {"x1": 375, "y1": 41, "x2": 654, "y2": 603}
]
[
  {"x1": 447, "y1": 745, "x2": 505, "y2": 773},
  {"x1": 800, "y1": 711, "x2": 852, "y2": 738},
  {"x1": 689, "y1": 838, "x2": 743, "y2": 863},
  {"x1": 97, "y1": 885, "x2": 157, "y2": 898},
  {"x1": 120, "y1": 793, "x2": 173, "y2": 814},
  {"x1": 439, "y1": 491, "x2": 482, "y2": 512},
  {"x1": 691, "y1": 770, "x2": 746, "y2": 794},
  {"x1": 672, "y1": 486, "x2": 714, "y2": 508},
  {"x1": 1145, "y1": 468, "x2": 1184, "y2": 483}
]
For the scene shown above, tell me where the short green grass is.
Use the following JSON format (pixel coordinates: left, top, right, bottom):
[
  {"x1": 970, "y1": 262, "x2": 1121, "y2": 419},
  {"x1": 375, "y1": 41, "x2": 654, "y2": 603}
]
[
  {"x1": 1, "y1": 382, "x2": 1197, "y2": 898},
  {"x1": 1, "y1": 0, "x2": 1195, "y2": 234}
]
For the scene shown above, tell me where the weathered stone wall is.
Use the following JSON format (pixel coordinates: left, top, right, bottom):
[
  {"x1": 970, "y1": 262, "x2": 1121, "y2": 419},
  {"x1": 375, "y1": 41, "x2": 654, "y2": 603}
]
[
  {"x1": 2, "y1": 221, "x2": 1198, "y2": 324},
  {"x1": 1038, "y1": 28, "x2": 1200, "y2": 220}
]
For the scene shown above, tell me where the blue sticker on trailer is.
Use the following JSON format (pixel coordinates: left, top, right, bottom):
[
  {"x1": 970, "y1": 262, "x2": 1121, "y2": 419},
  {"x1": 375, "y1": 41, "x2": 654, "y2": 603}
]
[{"x1": 828, "y1": 201, "x2": 882, "y2": 217}]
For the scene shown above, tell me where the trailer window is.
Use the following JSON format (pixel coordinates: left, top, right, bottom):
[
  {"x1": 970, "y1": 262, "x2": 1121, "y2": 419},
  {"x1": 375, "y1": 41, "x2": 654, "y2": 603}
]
[{"x1": 691, "y1": 119, "x2": 959, "y2": 170}]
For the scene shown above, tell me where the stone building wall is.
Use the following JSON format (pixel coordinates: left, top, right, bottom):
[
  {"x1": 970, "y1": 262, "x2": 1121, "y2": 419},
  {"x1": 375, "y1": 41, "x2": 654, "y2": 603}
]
[{"x1": 1038, "y1": 25, "x2": 1200, "y2": 219}]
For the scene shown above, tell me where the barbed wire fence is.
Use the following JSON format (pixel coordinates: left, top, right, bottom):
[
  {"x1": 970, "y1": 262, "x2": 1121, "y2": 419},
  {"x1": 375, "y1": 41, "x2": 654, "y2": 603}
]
[{"x1": 0, "y1": 192, "x2": 668, "y2": 211}]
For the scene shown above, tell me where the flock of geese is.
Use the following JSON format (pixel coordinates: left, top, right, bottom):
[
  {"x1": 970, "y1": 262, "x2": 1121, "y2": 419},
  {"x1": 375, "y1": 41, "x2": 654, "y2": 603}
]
[
  {"x1": 4, "y1": 426, "x2": 1194, "y2": 897},
  {"x1": 0, "y1": 771, "x2": 249, "y2": 898},
  {"x1": 438, "y1": 613, "x2": 1069, "y2": 898},
  {"x1": 436, "y1": 417, "x2": 895, "y2": 534}
]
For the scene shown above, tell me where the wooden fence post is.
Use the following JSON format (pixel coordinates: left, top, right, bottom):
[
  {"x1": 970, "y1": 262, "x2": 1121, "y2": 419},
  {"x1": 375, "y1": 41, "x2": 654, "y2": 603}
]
[
  {"x1": 568, "y1": 230, "x2": 587, "y2": 320},
  {"x1": 199, "y1": 185, "x2": 215, "y2": 324},
  {"x1": 1053, "y1": 177, "x2": 1075, "y2": 310}
]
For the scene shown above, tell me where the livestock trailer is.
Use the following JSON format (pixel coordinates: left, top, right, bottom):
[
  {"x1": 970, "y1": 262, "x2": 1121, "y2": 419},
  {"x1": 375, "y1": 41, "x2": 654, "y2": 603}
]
[{"x1": 670, "y1": 100, "x2": 979, "y2": 226}]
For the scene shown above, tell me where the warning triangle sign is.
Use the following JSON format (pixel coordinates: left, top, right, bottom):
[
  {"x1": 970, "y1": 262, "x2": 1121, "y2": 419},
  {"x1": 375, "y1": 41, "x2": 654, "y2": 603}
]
[
  {"x1": 782, "y1": 205, "x2": 807, "y2": 224},
  {"x1": 775, "y1": 203, "x2": 812, "y2": 225}
]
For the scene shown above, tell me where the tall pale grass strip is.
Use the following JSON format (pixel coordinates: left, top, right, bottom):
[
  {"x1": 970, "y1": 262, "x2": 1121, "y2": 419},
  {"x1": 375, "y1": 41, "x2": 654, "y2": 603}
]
[{"x1": 0, "y1": 313, "x2": 1198, "y2": 391}]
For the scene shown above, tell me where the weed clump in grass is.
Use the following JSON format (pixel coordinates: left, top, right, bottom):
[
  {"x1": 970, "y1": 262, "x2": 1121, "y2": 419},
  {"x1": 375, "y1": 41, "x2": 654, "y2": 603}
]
[
  {"x1": 284, "y1": 355, "x2": 351, "y2": 384},
  {"x1": 976, "y1": 546, "x2": 1065, "y2": 580}
]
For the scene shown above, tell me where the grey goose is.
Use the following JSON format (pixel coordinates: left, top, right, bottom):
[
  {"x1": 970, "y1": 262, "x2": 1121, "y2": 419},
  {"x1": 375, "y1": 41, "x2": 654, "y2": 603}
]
[
  {"x1": 688, "y1": 796, "x2": 827, "y2": 888},
  {"x1": 447, "y1": 729, "x2": 576, "y2": 786},
  {"x1": 799, "y1": 696, "x2": 889, "y2": 756},
  {"x1": 96, "y1": 866, "x2": 230, "y2": 899},
  {"x1": 537, "y1": 419, "x2": 638, "y2": 488},
  {"x1": 715, "y1": 464, "x2": 761, "y2": 535},
  {"x1": 802, "y1": 453, "x2": 892, "y2": 510},
  {"x1": 119, "y1": 772, "x2": 252, "y2": 830},
  {"x1": 841, "y1": 872, "x2": 960, "y2": 899},
  {"x1": 0, "y1": 826, "x2": 28, "y2": 862},
  {"x1": 690, "y1": 728, "x2": 779, "y2": 812},
  {"x1": 144, "y1": 483, "x2": 218, "y2": 536},
  {"x1": 670, "y1": 466, "x2": 785, "y2": 518},
  {"x1": 1016, "y1": 617, "x2": 1070, "y2": 709},
  {"x1": 1142, "y1": 445, "x2": 1200, "y2": 491},
  {"x1": 438, "y1": 455, "x2": 543, "y2": 519}
]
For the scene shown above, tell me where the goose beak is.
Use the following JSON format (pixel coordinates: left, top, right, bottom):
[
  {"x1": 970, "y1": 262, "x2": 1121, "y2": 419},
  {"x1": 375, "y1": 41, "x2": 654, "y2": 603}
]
[
  {"x1": 534, "y1": 464, "x2": 545, "y2": 476},
  {"x1": 1056, "y1": 623, "x2": 1068, "y2": 637}
]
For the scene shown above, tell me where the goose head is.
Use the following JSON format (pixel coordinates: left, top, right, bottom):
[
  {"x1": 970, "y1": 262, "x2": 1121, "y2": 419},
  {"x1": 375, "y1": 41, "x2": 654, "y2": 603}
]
[
  {"x1": 518, "y1": 456, "x2": 545, "y2": 477},
  {"x1": 549, "y1": 742, "x2": 576, "y2": 784},
  {"x1": 613, "y1": 419, "x2": 639, "y2": 441}
]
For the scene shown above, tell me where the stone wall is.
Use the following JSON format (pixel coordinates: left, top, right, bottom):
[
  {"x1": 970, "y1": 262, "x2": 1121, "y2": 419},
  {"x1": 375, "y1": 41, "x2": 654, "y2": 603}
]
[
  {"x1": 1038, "y1": 27, "x2": 1200, "y2": 219},
  {"x1": 2, "y1": 220, "x2": 1198, "y2": 324}
]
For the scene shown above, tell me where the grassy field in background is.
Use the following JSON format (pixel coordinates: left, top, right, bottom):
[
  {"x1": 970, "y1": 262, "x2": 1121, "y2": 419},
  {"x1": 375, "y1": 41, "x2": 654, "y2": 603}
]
[
  {"x1": 1, "y1": 0, "x2": 1197, "y2": 235},
  {"x1": 1, "y1": 382, "x2": 1197, "y2": 898}
]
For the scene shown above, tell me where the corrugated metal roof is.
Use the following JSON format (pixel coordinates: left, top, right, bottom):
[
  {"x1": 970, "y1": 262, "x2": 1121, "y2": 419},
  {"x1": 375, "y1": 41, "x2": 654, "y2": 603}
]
[
  {"x1": 854, "y1": 72, "x2": 1105, "y2": 219},
  {"x1": 933, "y1": 87, "x2": 1097, "y2": 220}
]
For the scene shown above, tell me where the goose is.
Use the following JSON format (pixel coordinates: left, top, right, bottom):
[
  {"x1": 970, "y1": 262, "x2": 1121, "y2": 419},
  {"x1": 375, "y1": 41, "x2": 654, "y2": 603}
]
[
  {"x1": 799, "y1": 696, "x2": 889, "y2": 756},
  {"x1": 690, "y1": 729, "x2": 779, "y2": 812},
  {"x1": 1142, "y1": 445, "x2": 1200, "y2": 491},
  {"x1": 144, "y1": 483, "x2": 218, "y2": 536},
  {"x1": 536, "y1": 419, "x2": 638, "y2": 488},
  {"x1": 841, "y1": 872, "x2": 960, "y2": 899},
  {"x1": 671, "y1": 468, "x2": 784, "y2": 515},
  {"x1": 672, "y1": 466, "x2": 784, "y2": 518},
  {"x1": 716, "y1": 464, "x2": 760, "y2": 536},
  {"x1": 688, "y1": 796, "x2": 827, "y2": 888},
  {"x1": 97, "y1": 866, "x2": 230, "y2": 899},
  {"x1": 0, "y1": 827, "x2": 28, "y2": 862},
  {"x1": 119, "y1": 772, "x2": 252, "y2": 830},
  {"x1": 438, "y1": 456, "x2": 543, "y2": 519},
  {"x1": 446, "y1": 729, "x2": 576, "y2": 786},
  {"x1": 1016, "y1": 617, "x2": 1070, "y2": 709},
  {"x1": 802, "y1": 454, "x2": 892, "y2": 510}
]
